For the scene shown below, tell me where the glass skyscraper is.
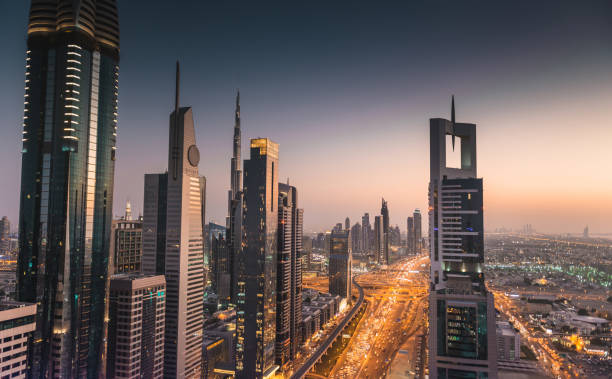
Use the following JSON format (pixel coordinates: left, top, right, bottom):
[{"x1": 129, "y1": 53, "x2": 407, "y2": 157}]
[
  {"x1": 428, "y1": 102, "x2": 497, "y2": 379},
  {"x1": 236, "y1": 138, "x2": 279, "y2": 379},
  {"x1": 17, "y1": 1, "x2": 119, "y2": 377}
]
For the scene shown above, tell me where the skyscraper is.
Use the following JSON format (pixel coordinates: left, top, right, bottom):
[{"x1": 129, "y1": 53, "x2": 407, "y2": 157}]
[
  {"x1": 227, "y1": 91, "x2": 243, "y2": 305},
  {"x1": 141, "y1": 63, "x2": 204, "y2": 378},
  {"x1": 428, "y1": 99, "x2": 497, "y2": 379},
  {"x1": 351, "y1": 223, "x2": 362, "y2": 254},
  {"x1": 0, "y1": 216, "x2": 10, "y2": 255},
  {"x1": 107, "y1": 274, "x2": 166, "y2": 378},
  {"x1": 361, "y1": 213, "x2": 370, "y2": 255},
  {"x1": 276, "y1": 183, "x2": 303, "y2": 370},
  {"x1": 210, "y1": 234, "x2": 231, "y2": 304},
  {"x1": 110, "y1": 203, "x2": 143, "y2": 274},
  {"x1": 374, "y1": 216, "x2": 383, "y2": 264},
  {"x1": 17, "y1": 1, "x2": 119, "y2": 376},
  {"x1": 413, "y1": 209, "x2": 422, "y2": 253},
  {"x1": 344, "y1": 217, "x2": 350, "y2": 230},
  {"x1": 236, "y1": 138, "x2": 279, "y2": 379},
  {"x1": 328, "y1": 229, "x2": 352, "y2": 299},
  {"x1": 406, "y1": 216, "x2": 415, "y2": 253},
  {"x1": 381, "y1": 198, "x2": 390, "y2": 264},
  {"x1": 0, "y1": 301, "x2": 37, "y2": 378}
]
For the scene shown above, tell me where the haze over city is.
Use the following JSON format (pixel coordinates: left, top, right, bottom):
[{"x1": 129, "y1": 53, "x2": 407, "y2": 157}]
[{"x1": 1, "y1": 0, "x2": 611, "y2": 234}]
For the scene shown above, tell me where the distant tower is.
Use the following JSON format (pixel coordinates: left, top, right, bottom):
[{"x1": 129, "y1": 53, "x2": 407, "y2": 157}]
[
  {"x1": 381, "y1": 198, "x2": 390, "y2": 264},
  {"x1": 413, "y1": 209, "x2": 422, "y2": 253},
  {"x1": 228, "y1": 91, "x2": 243, "y2": 305},
  {"x1": 583, "y1": 225, "x2": 589, "y2": 238},
  {"x1": 428, "y1": 98, "x2": 497, "y2": 378},
  {"x1": 329, "y1": 229, "x2": 352, "y2": 299},
  {"x1": 374, "y1": 216, "x2": 383, "y2": 263},
  {"x1": 125, "y1": 200, "x2": 132, "y2": 220},
  {"x1": 0, "y1": 217, "x2": 10, "y2": 254},
  {"x1": 361, "y1": 213, "x2": 371, "y2": 255},
  {"x1": 141, "y1": 63, "x2": 204, "y2": 378},
  {"x1": 345, "y1": 217, "x2": 350, "y2": 230},
  {"x1": 236, "y1": 138, "x2": 279, "y2": 379},
  {"x1": 406, "y1": 216, "x2": 415, "y2": 254}
]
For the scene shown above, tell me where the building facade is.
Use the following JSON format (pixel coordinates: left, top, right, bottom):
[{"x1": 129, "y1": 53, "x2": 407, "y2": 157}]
[
  {"x1": 428, "y1": 102, "x2": 497, "y2": 379},
  {"x1": 361, "y1": 213, "x2": 370, "y2": 255},
  {"x1": 107, "y1": 274, "x2": 166, "y2": 378},
  {"x1": 276, "y1": 183, "x2": 303, "y2": 369},
  {"x1": 141, "y1": 64, "x2": 204, "y2": 378},
  {"x1": 406, "y1": 216, "x2": 414, "y2": 253},
  {"x1": 16, "y1": 1, "x2": 119, "y2": 376},
  {"x1": 236, "y1": 139, "x2": 279, "y2": 379},
  {"x1": 328, "y1": 229, "x2": 352, "y2": 299},
  {"x1": 0, "y1": 301, "x2": 36, "y2": 378},
  {"x1": 110, "y1": 204, "x2": 142, "y2": 274},
  {"x1": 374, "y1": 216, "x2": 383, "y2": 264}
]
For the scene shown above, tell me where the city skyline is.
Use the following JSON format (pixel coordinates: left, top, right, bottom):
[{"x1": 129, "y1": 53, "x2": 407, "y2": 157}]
[{"x1": 1, "y1": 1, "x2": 612, "y2": 235}]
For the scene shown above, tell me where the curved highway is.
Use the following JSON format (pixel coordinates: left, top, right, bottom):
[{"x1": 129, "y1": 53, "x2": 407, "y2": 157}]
[{"x1": 290, "y1": 276, "x2": 365, "y2": 379}]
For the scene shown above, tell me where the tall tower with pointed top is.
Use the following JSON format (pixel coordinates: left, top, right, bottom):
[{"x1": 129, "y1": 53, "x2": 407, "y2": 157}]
[
  {"x1": 381, "y1": 198, "x2": 390, "y2": 264},
  {"x1": 17, "y1": 1, "x2": 120, "y2": 377},
  {"x1": 428, "y1": 98, "x2": 497, "y2": 378},
  {"x1": 227, "y1": 90, "x2": 243, "y2": 304},
  {"x1": 142, "y1": 62, "x2": 205, "y2": 378}
]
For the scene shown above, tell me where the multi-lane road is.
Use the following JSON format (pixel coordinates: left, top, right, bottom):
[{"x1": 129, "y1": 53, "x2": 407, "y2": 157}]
[{"x1": 331, "y1": 255, "x2": 429, "y2": 379}]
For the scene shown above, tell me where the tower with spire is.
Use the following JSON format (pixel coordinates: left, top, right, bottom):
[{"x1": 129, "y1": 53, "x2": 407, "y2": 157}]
[
  {"x1": 227, "y1": 90, "x2": 243, "y2": 304},
  {"x1": 141, "y1": 61, "x2": 205, "y2": 378}
]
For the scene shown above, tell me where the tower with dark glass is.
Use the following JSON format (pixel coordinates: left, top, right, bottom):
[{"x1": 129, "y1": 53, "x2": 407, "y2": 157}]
[
  {"x1": 17, "y1": 1, "x2": 119, "y2": 377},
  {"x1": 236, "y1": 139, "x2": 279, "y2": 379},
  {"x1": 428, "y1": 99, "x2": 497, "y2": 379}
]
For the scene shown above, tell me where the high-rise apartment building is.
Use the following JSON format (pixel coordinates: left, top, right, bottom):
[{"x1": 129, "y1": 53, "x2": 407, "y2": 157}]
[
  {"x1": 413, "y1": 209, "x2": 422, "y2": 253},
  {"x1": 111, "y1": 202, "x2": 143, "y2": 274},
  {"x1": 227, "y1": 92, "x2": 243, "y2": 305},
  {"x1": 428, "y1": 99, "x2": 497, "y2": 378},
  {"x1": 350, "y1": 223, "x2": 362, "y2": 254},
  {"x1": 236, "y1": 139, "x2": 279, "y2": 379},
  {"x1": 406, "y1": 216, "x2": 415, "y2": 253},
  {"x1": 141, "y1": 63, "x2": 204, "y2": 378},
  {"x1": 0, "y1": 217, "x2": 10, "y2": 254},
  {"x1": 328, "y1": 229, "x2": 352, "y2": 299},
  {"x1": 276, "y1": 183, "x2": 303, "y2": 369},
  {"x1": 0, "y1": 301, "x2": 36, "y2": 378},
  {"x1": 16, "y1": 1, "x2": 119, "y2": 376},
  {"x1": 374, "y1": 216, "x2": 383, "y2": 264},
  {"x1": 361, "y1": 213, "x2": 371, "y2": 255},
  {"x1": 107, "y1": 274, "x2": 166, "y2": 378},
  {"x1": 344, "y1": 217, "x2": 350, "y2": 230},
  {"x1": 381, "y1": 199, "x2": 390, "y2": 264}
]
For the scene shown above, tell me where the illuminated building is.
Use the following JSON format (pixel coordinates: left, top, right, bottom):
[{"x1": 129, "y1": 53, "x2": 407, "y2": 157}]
[
  {"x1": 16, "y1": 1, "x2": 119, "y2": 376},
  {"x1": 110, "y1": 202, "x2": 143, "y2": 274},
  {"x1": 227, "y1": 91, "x2": 243, "y2": 305},
  {"x1": 107, "y1": 274, "x2": 166, "y2": 378},
  {"x1": 275, "y1": 183, "x2": 303, "y2": 370},
  {"x1": 328, "y1": 229, "x2": 352, "y2": 299},
  {"x1": 141, "y1": 63, "x2": 204, "y2": 378},
  {"x1": 236, "y1": 138, "x2": 279, "y2": 379},
  {"x1": 0, "y1": 217, "x2": 10, "y2": 254},
  {"x1": 428, "y1": 97, "x2": 498, "y2": 378},
  {"x1": 211, "y1": 234, "x2": 231, "y2": 304},
  {"x1": 0, "y1": 301, "x2": 36, "y2": 378},
  {"x1": 381, "y1": 198, "x2": 389, "y2": 264}
]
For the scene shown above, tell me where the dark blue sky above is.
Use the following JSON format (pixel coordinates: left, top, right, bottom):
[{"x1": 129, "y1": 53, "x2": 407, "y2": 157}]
[{"x1": 1, "y1": 1, "x2": 611, "y2": 232}]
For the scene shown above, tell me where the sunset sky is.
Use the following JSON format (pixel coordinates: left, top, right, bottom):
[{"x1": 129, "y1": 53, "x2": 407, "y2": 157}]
[{"x1": 1, "y1": 1, "x2": 611, "y2": 234}]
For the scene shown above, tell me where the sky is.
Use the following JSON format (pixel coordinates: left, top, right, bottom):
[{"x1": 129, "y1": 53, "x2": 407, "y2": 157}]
[{"x1": 1, "y1": 1, "x2": 611, "y2": 234}]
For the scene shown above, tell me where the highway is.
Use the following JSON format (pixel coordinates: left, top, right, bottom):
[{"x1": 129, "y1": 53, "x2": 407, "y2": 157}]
[
  {"x1": 332, "y1": 255, "x2": 429, "y2": 379},
  {"x1": 290, "y1": 276, "x2": 365, "y2": 379}
]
